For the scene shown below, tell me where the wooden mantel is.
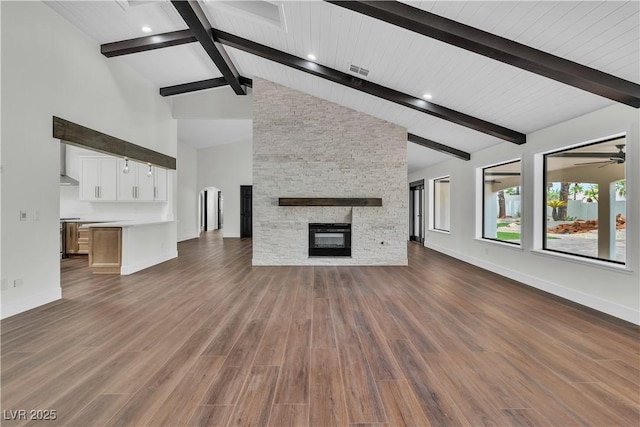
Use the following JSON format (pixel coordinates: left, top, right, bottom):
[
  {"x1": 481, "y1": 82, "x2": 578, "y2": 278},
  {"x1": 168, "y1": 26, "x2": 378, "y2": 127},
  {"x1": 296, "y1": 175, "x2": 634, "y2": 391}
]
[{"x1": 278, "y1": 197, "x2": 382, "y2": 207}]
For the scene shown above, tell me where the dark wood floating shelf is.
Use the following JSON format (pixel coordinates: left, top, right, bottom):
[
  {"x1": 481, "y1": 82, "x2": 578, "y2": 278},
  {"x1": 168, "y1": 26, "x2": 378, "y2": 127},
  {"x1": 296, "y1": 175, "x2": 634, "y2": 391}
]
[{"x1": 278, "y1": 198, "x2": 382, "y2": 207}]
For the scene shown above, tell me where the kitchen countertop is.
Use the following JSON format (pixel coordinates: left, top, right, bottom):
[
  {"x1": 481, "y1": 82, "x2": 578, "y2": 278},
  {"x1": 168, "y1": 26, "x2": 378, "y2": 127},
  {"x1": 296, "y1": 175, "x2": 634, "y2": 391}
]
[
  {"x1": 82, "y1": 220, "x2": 176, "y2": 228},
  {"x1": 60, "y1": 218, "x2": 112, "y2": 223}
]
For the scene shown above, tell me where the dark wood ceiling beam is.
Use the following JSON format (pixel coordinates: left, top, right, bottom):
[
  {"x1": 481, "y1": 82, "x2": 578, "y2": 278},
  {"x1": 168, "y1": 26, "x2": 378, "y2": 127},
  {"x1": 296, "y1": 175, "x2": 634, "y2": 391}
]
[
  {"x1": 99, "y1": 29, "x2": 525, "y2": 143},
  {"x1": 326, "y1": 1, "x2": 640, "y2": 108},
  {"x1": 101, "y1": 29, "x2": 195, "y2": 57},
  {"x1": 53, "y1": 117, "x2": 176, "y2": 169},
  {"x1": 159, "y1": 76, "x2": 252, "y2": 97},
  {"x1": 170, "y1": 0, "x2": 246, "y2": 95},
  {"x1": 212, "y1": 29, "x2": 525, "y2": 144},
  {"x1": 408, "y1": 133, "x2": 470, "y2": 161}
]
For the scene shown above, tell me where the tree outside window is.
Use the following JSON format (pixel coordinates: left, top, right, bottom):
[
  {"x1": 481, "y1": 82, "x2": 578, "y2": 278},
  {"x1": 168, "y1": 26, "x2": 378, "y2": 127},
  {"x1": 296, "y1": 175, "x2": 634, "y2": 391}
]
[
  {"x1": 482, "y1": 160, "x2": 521, "y2": 244},
  {"x1": 544, "y1": 137, "x2": 626, "y2": 264}
]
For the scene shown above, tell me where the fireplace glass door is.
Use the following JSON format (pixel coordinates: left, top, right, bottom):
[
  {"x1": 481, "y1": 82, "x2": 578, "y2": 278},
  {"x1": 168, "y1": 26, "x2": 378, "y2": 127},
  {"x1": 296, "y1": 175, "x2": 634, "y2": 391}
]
[
  {"x1": 309, "y1": 223, "x2": 351, "y2": 256},
  {"x1": 314, "y1": 232, "x2": 345, "y2": 248}
]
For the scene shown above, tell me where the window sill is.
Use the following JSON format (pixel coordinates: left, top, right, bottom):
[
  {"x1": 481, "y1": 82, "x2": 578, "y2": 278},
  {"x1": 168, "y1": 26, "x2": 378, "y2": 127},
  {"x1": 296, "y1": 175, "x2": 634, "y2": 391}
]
[
  {"x1": 475, "y1": 238, "x2": 524, "y2": 251},
  {"x1": 428, "y1": 229, "x2": 450, "y2": 235},
  {"x1": 530, "y1": 249, "x2": 632, "y2": 273}
]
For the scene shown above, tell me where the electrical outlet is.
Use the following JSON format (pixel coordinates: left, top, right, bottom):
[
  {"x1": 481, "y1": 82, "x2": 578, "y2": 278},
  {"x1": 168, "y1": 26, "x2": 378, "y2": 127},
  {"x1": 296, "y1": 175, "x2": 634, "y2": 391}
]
[
  {"x1": 19, "y1": 210, "x2": 27, "y2": 221},
  {"x1": 1, "y1": 279, "x2": 9, "y2": 291},
  {"x1": 14, "y1": 279, "x2": 23, "y2": 288},
  {"x1": 33, "y1": 210, "x2": 40, "y2": 221}
]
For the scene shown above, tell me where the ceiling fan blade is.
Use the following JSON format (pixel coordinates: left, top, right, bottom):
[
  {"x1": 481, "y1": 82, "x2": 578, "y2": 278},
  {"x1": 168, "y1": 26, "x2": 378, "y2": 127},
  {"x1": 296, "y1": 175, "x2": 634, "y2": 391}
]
[
  {"x1": 575, "y1": 160, "x2": 610, "y2": 165},
  {"x1": 598, "y1": 161, "x2": 615, "y2": 168},
  {"x1": 555, "y1": 152, "x2": 620, "y2": 158},
  {"x1": 484, "y1": 172, "x2": 521, "y2": 176}
]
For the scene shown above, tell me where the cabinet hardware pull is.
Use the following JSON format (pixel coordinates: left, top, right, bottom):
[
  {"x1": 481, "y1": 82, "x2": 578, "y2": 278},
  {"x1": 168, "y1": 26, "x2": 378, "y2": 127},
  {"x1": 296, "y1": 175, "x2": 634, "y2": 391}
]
[{"x1": 132, "y1": 187, "x2": 135, "y2": 199}]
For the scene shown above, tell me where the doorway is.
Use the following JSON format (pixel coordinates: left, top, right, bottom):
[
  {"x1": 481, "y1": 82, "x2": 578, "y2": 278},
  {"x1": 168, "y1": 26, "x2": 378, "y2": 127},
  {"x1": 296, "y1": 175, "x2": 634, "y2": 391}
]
[
  {"x1": 409, "y1": 180, "x2": 425, "y2": 243},
  {"x1": 199, "y1": 186, "x2": 223, "y2": 233},
  {"x1": 240, "y1": 185, "x2": 252, "y2": 238}
]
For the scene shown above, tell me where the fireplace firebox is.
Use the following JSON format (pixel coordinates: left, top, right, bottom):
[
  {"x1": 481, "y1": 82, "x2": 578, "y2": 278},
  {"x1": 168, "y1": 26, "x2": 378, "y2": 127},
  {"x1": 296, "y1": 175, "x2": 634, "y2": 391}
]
[{"x1": 309, "y1": 223, "x2": 351, "y2": 257}]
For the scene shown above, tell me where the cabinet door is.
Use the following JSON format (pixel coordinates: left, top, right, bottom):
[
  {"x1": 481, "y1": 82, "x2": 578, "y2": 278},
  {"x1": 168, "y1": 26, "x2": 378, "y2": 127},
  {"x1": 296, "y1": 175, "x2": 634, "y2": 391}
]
[
  {"x1": 80, "y1": 158, "x2": 99, "y2": 201},
  {"x1": 137, "y1": 163, "x2": 155, "y2": 201},
  {"x1": 77, "y1": 226, "x2": 90, "y2": 254},
  {"x1": 98, "y1": 159, "x2": 118, "y2": 201},
  {"x1": 117, "y1": 159, "x2": 137, "y2": 201},
  {"x1": 65, "y1": 222, "x2": 78, "y2": 254},
  {"x1": 154, "y1": 167, "x2": 168, "y2": 201}
]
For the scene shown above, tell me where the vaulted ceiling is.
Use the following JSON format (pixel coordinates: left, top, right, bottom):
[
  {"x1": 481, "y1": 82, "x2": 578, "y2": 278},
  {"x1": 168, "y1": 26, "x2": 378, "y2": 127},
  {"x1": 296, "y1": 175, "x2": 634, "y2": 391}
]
[{"x1": 47, "y1": 1, "x2": 640, "y2": 172}]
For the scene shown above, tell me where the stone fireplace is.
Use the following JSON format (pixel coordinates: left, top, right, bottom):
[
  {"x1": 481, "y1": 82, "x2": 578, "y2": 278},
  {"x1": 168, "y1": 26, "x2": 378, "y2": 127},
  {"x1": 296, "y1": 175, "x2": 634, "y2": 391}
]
[{"x1": 252, "y1": 77, "x2": 408, "y2": 266}]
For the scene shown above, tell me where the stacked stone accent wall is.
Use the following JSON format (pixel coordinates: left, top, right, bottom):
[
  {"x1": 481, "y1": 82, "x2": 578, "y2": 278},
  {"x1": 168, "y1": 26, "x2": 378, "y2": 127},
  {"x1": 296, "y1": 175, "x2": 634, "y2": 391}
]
[{"x1": 253, "y1": 78, "x2": 408, "y2": 265}]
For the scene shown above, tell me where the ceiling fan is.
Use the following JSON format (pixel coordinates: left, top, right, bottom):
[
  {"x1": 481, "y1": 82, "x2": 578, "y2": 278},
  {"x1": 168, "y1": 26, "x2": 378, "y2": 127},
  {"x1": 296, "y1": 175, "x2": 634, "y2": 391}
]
[
  {"x1": 574, "y1": 144, "x2": 626, "y2": 167},
  {"x1": 561, "y1": 144, "x2": 626, "y2": 167}
]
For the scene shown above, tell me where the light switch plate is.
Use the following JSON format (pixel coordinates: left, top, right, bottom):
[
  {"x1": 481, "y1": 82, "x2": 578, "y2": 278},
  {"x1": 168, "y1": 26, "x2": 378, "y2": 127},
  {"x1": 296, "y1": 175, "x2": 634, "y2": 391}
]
[{"x1": 19, "y1": 210, "x2": 27, "y2": 221}]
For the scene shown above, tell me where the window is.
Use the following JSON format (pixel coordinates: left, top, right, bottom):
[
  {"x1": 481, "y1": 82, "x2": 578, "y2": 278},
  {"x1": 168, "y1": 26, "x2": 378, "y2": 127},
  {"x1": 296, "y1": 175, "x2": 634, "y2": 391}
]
[
  {"x1": 543, "y1": 136, "x2": 626, "y2": 264},
  {"x1": 483, "y1": 160, "x2": 521, "y2": 245},
  {"x1": 432, "y1": 176, "x2": 450, "y2": 232}
]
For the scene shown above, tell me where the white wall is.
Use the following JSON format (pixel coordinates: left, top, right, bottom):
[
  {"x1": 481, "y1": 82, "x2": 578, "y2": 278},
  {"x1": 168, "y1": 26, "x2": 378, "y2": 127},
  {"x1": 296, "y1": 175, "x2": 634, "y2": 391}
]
[
  {"x1": 410, "y1": 103, "x2": 639, "y2": 324},
  {"x1": 172, "y1": 87, "x2": 252, "y2": 120},
  {"x1": 1, "y1": 1, "x2": 177, "y2": 318},
  {"x1": 177, "y1": 142, "x2": 199, "y2": 241},
  {"x1": 197, "y1": 141, "x2": 252, "y2": 238}
]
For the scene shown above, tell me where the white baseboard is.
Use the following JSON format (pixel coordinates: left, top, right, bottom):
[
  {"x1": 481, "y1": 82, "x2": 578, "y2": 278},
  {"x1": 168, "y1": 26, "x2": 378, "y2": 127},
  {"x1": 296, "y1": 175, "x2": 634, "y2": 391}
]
[
  {"x1": 121, "y1": 250, "x2": 178, "y2": 275},
  {"x1": 425, "y1": 242, "x2": 639, "y2": 325},
  {"x1": 1, "y1": 287, "x2": 62, "y2": 319},
  {"x1": 178, "y1": 233, "x2": 199, "y2": 242}
]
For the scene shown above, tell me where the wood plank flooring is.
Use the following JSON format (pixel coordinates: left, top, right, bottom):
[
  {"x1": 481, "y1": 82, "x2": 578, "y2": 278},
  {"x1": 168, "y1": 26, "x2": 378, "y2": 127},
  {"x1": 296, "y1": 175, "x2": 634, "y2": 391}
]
[{"x1": 2, "y1": 231, "x2": 639, "y2": 426}]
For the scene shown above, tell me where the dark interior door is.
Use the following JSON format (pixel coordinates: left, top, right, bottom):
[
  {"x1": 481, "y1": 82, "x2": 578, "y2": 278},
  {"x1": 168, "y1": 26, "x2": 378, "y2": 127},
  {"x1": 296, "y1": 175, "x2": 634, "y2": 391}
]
[
  {"x1": 218, "y1": 191, "x2": 223, "y2": 229},
  {"x1": 240, "y1": 185, "x2": 252, "y2": 238},
  {"x1": 410, "y1": 180, "x2": 424, "y2": 243},
  {"x1": 203, "y1": 190, "x2": 208, "y2": 232}
]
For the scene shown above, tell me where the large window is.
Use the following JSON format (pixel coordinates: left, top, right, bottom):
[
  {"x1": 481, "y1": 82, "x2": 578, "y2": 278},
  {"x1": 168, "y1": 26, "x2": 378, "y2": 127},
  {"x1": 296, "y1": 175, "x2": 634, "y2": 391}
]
[
  {"x1": 544, "y1": 136, "x2": 626, "y2": 264},
  {"x1": 483, "y1": 160, "x2": 521, "y2": 245},
  {"x1": 432, "y1": 176, "x2": 450, "y2": 232}
]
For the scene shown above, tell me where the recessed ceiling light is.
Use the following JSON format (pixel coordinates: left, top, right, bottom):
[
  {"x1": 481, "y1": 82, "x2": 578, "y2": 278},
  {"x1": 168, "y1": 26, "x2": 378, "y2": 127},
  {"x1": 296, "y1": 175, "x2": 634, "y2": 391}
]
[
  {"x1": 422, "y1": 93, "x2": 433, "y2": 100},
  {"x1": 307, "y1": 54, "x2": 316, "y2": 61},
  {"x1": 141, "y1": 26, "x2": 152, "y2": 33}
]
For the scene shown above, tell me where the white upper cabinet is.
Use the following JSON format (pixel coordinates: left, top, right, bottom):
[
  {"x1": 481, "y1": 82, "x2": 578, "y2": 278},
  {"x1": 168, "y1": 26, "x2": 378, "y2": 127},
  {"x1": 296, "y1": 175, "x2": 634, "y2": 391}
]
[
  {"x1": 153, "y1": 167, "x2": 167, "y2": 201},
  {"x1": 79, "y1": 157, "x2": 168, "y2": 203},
  {"x1": 79, "y1": 158, "x2": 117, "y2": 201},
  {"x1": 117, "y1": 159, "x2": 154, "y2": 201}
]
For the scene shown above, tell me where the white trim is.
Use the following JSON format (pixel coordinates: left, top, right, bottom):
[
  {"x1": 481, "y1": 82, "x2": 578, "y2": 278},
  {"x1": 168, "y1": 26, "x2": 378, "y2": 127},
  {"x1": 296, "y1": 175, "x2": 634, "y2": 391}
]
[
  {"x1": 474, "y1": 237, "x2": 523, "y2": 251},
  {"x1": 178, "y1": 233, "x2": 199, "y2": 242},
  {"x1": 1, "y1": 287, "x2": 62, "y2": 320},
  {"x1": 530, "y1": 249, "x2": 631, "y2": 273},
  {"x1": 428, "y1": 229, "x2": 450, "y2": 235},
  {"x1": 120, "y1": 250, "x2": 178, "y2": 275},
  {"x1": 540, "y1": 131, "x2": 627, "y2": 156},
  {"x1": 425, "y1": 241, "x2": 639, "y2": 325}
]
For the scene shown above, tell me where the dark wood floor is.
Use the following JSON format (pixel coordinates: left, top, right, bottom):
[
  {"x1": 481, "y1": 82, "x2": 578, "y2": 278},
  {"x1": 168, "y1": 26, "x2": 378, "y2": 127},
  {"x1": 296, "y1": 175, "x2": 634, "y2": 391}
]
[{"x1": 1, "y1": 231, "x2": 639, "y2": 426}]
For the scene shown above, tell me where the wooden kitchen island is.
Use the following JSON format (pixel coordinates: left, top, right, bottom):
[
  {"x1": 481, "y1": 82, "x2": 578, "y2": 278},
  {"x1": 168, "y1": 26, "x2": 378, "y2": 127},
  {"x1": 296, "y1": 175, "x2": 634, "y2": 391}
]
[{"x1": 84, "y1": 220, "x2": 177, "y2": 275}]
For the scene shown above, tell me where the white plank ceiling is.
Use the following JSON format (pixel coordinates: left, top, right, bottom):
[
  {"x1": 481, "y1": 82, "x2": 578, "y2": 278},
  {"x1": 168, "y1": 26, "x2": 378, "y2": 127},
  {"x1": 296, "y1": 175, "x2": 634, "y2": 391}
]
[{"x1": 46, "y1": 1, "x2": 639, "y2": 172}]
